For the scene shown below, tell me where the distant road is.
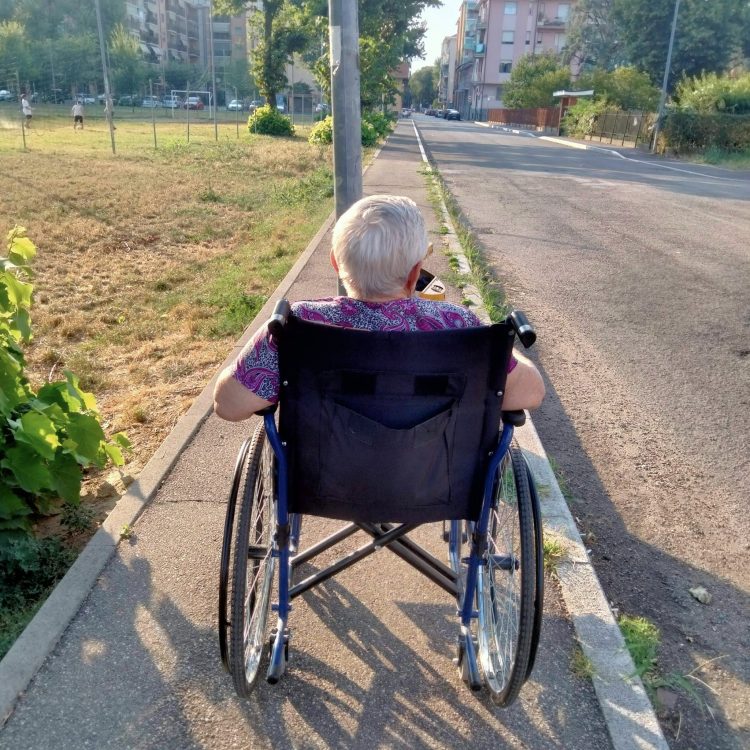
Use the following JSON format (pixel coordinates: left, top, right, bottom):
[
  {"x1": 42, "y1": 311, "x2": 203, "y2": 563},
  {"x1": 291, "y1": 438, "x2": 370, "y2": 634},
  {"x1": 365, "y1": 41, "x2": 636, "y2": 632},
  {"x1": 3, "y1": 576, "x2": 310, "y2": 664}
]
[{"x1": 415, "y1": 115, "x2": 750, "y2": 750}]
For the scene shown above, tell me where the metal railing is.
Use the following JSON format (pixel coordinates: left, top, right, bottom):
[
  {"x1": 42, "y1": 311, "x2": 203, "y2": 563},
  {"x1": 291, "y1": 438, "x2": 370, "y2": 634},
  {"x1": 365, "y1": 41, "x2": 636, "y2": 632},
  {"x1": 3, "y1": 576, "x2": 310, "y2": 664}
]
[{"x1": 585, "y1": 110, "x2": 654, "y2": 147}]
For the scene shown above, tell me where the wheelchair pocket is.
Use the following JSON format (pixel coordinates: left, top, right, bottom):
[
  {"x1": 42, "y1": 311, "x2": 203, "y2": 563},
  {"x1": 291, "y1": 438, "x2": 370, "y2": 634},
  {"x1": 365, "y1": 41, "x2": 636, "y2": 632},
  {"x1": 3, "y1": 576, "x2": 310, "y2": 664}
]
[{"x1": 317, "y1": 400, "x2": 456, "y2": 509}]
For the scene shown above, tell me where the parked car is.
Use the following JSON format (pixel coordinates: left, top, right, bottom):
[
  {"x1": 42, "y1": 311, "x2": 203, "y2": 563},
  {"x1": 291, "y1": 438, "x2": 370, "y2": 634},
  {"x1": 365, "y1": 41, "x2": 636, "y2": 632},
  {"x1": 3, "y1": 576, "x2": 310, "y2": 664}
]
[
  {"x1": 0, "y1": 89, "x2": 13, "y2": 101},
  {"x1": 182, "y1": 96, "x2": 204, "y2": 110},
  {"x1": 162, "y1": 96, "x2": 181, "y2": 109},
  {"x1": 314, "y1": 102, "x2": 329, "y2": 113},
  {"x1": 141, "y1": 96, "x2": 160, "y2": 108},
  {"x1": 227, "y1": 99, "x2": 244, "y2": 111},
  {"x1": 97, "y1": 93, "x2": 107, "y2": 104},
  {"x1": 444, "y1": 109, "x2": 461, "y2": 120},
  {"x1": 424, "y1": 108, "x2": 436, "y2": 116},
  {"x1": 117, "y1": 95, "x2": 141, "y2": 106},
  {"x1": 75, "y1": 94, "x2": 96, "y2": 105},
  {"x1": 400, "y1": 108, "x2": 411, "y2": 118}
]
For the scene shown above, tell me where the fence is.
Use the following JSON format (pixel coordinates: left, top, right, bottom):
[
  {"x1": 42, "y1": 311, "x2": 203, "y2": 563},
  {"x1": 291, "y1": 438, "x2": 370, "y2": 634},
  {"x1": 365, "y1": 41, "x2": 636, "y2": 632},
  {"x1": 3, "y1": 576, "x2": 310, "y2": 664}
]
[
  {"x1": 584, "y1": 110, "x2": 653, "y2": 148},
  {"x1": 486, "y1": 107, "x2": 560, "y2": 132}
]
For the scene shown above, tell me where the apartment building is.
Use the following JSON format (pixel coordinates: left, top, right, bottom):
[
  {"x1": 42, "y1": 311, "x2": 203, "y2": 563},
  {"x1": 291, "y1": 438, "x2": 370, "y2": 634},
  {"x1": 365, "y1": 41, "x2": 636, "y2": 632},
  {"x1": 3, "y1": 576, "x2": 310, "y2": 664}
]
[
  {"x1": 453, "y1": 0, "x2": 480, "y2": 116},
  {"x1": 439, "y1": 35, "x2": 457, "y2": 106},
  {"x1": 124, "y1": 0, "x2": 248, "y2": 81},
  {"x1": 456, "y1": 0, "x2": 576, "y2": 116}
]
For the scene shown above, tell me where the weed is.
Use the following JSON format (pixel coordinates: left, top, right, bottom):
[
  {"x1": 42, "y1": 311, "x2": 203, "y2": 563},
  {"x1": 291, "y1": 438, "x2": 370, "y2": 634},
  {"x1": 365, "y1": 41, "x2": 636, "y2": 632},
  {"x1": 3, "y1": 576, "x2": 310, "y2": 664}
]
[
  {"x1": 543, "y1": 537, "x2": 566, "y2": 576},
  {"x1": 619, "y1": 614, "x2": 660, "y2": 680},
  {"x1": 60, "y1": 502, "x2": 95, "y2": 534},
  {"x1": 548, "y1": 455, "x2": 574, "y2": 504},
  {"x1": 571, "y1": 646, "x2": 596, "y2": 680},
  {"x1": 120, "y1": 524, "x2": 134, "y2": 540},
  {"x1": 198, "y1": 183, "x2": 222, "y2": 203},
  {"x1": 126, "y1": 405, "x2": 149, "y2": 424}
]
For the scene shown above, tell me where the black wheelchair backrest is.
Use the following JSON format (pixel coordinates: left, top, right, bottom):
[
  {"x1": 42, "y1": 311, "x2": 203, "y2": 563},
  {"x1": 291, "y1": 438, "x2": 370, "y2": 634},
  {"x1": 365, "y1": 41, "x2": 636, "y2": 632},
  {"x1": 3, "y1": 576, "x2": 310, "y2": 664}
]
[{"x1": 276, "y1": 313, "x2": 516, "y2": 524}]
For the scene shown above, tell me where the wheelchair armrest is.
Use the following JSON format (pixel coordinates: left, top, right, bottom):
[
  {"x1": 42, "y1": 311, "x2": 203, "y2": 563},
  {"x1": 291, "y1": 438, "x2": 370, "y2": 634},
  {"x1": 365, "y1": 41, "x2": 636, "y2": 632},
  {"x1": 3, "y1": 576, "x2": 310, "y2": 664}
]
[
  {"x1": 510, "y1": 310, "x2": 536, "y2": 349},
  {"x1": 501, "y1": 410, "x2": 526, "y2": 427}
]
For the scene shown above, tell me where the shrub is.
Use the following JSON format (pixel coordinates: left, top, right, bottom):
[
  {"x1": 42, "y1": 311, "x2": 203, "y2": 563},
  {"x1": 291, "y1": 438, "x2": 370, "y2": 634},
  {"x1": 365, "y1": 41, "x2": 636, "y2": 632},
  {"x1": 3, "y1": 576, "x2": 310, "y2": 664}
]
[
  {"x1": 675, "y1": 71, "x2": 750, "y2": 115},
  {"x1": 362, "y1": 111, "x2": 394, "y2": 139},
  {"x1": 562, "y1": 99, "x2": 611, "y2": 137},
  {"x1": 0, "y1": 227, "x2": 129, "y2": 542},
  {"x1": 307, "y1": 114, "x2": 386, "y2": 147},
  {"x1": 360, "y1": 119, "x2": 378, "y2": 147},
  {"x1": 308, "y1": 115, "x2": 333, "y2": 145},
  {"x1": 660, "y1": 111, "x2": 750, "y2": 154},
  {"x1": 247, "y1": 105, "x2": 295, "y2": 136}
]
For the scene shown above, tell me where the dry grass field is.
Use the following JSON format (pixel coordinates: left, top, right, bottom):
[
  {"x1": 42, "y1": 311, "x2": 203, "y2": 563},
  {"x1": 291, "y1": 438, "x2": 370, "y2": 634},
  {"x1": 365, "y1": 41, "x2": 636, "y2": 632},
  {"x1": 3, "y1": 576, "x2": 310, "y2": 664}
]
[{"x1": 0, "y1": 107, "x2": 333, "y2": 518}]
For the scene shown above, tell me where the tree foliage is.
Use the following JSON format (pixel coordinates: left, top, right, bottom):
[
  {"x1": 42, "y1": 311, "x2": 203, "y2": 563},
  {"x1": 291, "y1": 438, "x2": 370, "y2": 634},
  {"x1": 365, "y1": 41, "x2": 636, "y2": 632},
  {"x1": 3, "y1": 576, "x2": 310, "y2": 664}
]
[
  {"x1": 409, "y1": 64, "x2": 438, "y2": 107},
  {"x1": 0, "y1": 20, "x2": 35, "y2": 84},
  {"x1": 578, "y1": 66, "x2": 659, "y2": 110},
  {"x1": 675, "y1": 71, "x2": 750, "y2": 115},
  {"x1": 109, "y1": 24, "x2": 146, "y2": 98},
  {"x1": 503, "y1": 53, "x2": 570, "y2": 108},
  {"x1": 564, "y1": 0, "x2": 623, "y2": 71},
  {"x1": 612, "y1": 0, "x2": 744, "y2": 88}
]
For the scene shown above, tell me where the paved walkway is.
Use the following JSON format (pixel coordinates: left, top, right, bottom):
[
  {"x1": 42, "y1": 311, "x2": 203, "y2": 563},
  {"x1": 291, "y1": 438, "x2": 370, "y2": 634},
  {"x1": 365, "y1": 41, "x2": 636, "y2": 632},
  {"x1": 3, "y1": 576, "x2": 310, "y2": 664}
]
[{"x1": 0, "y1": 124, "x2": 619, "y2": 749}]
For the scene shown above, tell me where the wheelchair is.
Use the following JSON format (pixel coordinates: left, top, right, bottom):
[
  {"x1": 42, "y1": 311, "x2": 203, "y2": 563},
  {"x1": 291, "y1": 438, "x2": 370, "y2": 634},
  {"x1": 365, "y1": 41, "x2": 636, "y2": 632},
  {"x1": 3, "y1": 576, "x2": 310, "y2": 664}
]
[{"x1": 219, "y1": 300, "x2": 544, "y2": 706}]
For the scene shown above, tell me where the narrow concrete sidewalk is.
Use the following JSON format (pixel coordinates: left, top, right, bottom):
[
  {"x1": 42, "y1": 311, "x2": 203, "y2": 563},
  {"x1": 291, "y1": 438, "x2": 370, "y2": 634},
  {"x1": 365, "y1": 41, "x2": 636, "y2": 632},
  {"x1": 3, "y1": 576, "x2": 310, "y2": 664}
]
[{"x1": 1, "y1": 123, "x2": 624, "y2": 749}]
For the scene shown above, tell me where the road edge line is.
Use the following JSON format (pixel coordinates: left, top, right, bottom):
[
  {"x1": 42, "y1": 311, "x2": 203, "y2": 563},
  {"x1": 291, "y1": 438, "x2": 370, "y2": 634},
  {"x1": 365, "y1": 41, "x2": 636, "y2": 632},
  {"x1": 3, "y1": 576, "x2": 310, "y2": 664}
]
[{"x1": 411, "y1": 118, "x2": 669, "y2": 750}]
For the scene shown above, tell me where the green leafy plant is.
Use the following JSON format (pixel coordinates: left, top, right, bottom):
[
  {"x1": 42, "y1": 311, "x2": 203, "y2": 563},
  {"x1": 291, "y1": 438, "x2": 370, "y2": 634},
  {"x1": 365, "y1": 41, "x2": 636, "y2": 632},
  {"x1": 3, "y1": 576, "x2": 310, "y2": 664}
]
[
  {"x1": 308, "y1": 115, "x2": 333, "y2": 145},
  {"x1": 0, "y1": 227, "x2": 130, "y2": 541},
  {"x1": 362, "y1": 111, "x2": 394, "y2": 139},
  {"x1": 247, "y1": 105, "x2": 295, "y2": 136},
  {"x1": 360, "y1": 119, "x2": 378, "y2": 147}
]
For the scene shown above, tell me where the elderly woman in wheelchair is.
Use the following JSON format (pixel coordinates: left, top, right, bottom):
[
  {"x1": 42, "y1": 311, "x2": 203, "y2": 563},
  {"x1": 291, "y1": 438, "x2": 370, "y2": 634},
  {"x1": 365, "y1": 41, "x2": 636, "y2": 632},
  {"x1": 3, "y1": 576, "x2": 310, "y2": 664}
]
[{"x1": 214, "y1": 195, "x2": 546, "y2": 705}]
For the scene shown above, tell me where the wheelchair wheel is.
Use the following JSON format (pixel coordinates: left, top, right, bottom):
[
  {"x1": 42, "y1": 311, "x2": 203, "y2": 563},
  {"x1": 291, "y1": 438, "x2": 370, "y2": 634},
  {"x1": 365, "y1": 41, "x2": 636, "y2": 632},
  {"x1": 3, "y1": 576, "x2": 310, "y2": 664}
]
[
  {"x1": 229, "y1": 422, "x2": 276, "y2": 696},
  {"x1": 476, "y1": 443, "x2": 535, "y2": 706}
]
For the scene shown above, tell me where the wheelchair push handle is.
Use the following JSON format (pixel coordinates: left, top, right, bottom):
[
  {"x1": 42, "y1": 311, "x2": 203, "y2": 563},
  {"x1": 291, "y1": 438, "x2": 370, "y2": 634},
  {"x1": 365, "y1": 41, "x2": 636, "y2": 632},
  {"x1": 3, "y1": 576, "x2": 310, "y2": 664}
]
[
  {"x1": 510, "y1": 310, "x2": 536, "y2": 349},
  {"x1": 268, "y1": 299, "x2": 291, "y2": 340}
]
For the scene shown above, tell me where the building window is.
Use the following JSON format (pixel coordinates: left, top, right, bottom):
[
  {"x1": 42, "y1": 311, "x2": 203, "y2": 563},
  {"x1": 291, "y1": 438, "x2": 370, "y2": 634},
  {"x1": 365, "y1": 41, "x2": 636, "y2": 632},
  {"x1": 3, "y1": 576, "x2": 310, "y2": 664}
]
[
  {"x1": 504, "y1": 2, "x2": 517, "y2": 15},
  {"x1": 500, "y1": 60, "x2": 512, "y2": 73},
  {"x1": 555, "y1": 33, "x2": 567, "y2": 51},
  {"x1": 502, "y1": 30, "x2": 514, "y2": 44},
  {"x1": 496, "y1": 86, "x2": 503, "y2": 100},
  {"x1": 557, "y1": 3, "x2": 570, "y2": 20}
]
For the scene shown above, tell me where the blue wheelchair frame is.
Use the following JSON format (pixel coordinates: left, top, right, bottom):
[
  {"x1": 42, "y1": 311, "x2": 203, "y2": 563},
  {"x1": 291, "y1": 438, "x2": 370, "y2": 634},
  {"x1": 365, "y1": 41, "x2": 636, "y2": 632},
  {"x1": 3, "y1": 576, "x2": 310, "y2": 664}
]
[{"x1": 263, "y1": 412, "x2": 517, "y2": 687}]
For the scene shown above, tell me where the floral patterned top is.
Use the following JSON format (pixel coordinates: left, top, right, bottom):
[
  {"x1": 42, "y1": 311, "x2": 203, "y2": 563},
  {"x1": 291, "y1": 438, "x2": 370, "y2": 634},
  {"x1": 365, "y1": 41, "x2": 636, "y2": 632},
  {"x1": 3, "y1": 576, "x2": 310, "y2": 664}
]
[{"x1": 232, "y1": 297, "x2": 516, "y2": 403}]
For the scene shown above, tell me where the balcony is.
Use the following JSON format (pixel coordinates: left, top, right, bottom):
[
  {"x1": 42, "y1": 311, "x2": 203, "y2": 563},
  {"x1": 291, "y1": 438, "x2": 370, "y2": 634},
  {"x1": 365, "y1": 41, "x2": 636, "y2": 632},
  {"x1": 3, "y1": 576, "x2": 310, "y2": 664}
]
[
  {"x1": 474, "y1": 42, "x2": 485, "y2": 56},
  {"x1": 476, "y1": 16, "x2": 487, "y2": 30},
  {"x1": 537, "y1": 15, "x2": 568, "y2": 28}
]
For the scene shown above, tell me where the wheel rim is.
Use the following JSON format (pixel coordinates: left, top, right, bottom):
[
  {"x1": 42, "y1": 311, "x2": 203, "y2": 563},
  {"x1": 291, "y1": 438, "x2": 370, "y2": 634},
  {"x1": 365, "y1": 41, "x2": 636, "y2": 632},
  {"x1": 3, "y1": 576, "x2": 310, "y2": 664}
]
[
  {"x1": 243, "y1": 439, "x2": 276, "y2": 683},
  {"x1": 477, "y1": 452, "x2": 522, "y2": 695}
]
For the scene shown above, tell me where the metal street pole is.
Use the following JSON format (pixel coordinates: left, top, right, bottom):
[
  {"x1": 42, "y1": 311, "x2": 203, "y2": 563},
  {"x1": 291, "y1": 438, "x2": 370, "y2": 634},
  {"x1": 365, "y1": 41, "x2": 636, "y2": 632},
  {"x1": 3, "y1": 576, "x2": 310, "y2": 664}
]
[
  {"x1": 209, "y1": 0, "x2": 218, "y2": 140},
  {"x1": 328, "y1": 0, "x2": 362, "y2": 295},
  {"x1": 150, "y1": 79, "x2": 157, "y2": 149},
  {"x1": 94, "y1": 0, "x2": 116, "y2": 154},
  {"x1": 651, "y1": 0, "x2": 681, "y2": 153}
]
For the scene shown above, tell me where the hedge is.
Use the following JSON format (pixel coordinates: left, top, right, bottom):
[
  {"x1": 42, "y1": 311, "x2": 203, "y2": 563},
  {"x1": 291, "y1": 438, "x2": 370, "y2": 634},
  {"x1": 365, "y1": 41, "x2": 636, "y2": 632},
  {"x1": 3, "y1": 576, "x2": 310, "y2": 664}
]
[{"x1": 660, "y1": 112, "x2": 750, "y2": 154}]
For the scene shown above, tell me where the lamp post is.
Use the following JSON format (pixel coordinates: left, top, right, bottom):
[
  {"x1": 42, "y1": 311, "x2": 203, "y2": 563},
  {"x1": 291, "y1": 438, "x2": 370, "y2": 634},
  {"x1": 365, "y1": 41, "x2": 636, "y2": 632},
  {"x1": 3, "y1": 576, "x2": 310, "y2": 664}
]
[
  {"x1": 94, "y1": 0, "x2": 116, "y2": 154},
  {"x1": 651, "y1": 0, "x2": 681, "y2": 153}
]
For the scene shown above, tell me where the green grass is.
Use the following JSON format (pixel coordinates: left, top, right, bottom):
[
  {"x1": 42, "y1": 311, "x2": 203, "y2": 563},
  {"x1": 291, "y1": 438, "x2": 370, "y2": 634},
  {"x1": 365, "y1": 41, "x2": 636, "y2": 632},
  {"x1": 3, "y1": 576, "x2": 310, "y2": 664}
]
[
  {"x1": 571, "y1": 646, "x2": 596, "y2": 680},
  {"x1": 619, "y1": 614, "x2": 660, "y2": 679},
  {"x1": 692, "y1": 146, "x2": 750, "y2": 170},
  {"x1": 548, "y1": 456, "x2": 574, "y2": 504},
  {"x1": 543, "y1": 537, "x2": 566, "y2": 576}
]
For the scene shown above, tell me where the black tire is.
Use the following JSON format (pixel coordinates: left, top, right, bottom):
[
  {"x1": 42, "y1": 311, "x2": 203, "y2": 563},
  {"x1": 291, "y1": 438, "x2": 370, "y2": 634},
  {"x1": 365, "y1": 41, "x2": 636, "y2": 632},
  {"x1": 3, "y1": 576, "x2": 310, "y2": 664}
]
[
  {"x1": 476, "y1": 443, "x2": 535, "y2": 706},
  {"x1": 229, "y1": 422, "x2": 276, "y2": 697}
]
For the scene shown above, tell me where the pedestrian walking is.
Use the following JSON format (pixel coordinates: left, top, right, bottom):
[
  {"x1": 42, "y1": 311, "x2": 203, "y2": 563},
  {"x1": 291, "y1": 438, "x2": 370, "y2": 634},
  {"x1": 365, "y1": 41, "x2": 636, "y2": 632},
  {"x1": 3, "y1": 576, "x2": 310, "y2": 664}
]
[
  {"x1": 72, "y1": 101, "x2": 84, "y2": 130},
  {"x1": 21, "y1": 93, "x2": 32, "y2": 128}
]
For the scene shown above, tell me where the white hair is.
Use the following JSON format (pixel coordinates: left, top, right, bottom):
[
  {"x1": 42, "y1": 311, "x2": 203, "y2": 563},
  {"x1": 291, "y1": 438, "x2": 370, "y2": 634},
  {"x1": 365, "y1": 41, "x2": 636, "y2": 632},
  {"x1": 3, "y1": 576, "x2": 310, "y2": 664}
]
[{"x1": 332, "y1": 194, "x2": 428, "y2": 299}]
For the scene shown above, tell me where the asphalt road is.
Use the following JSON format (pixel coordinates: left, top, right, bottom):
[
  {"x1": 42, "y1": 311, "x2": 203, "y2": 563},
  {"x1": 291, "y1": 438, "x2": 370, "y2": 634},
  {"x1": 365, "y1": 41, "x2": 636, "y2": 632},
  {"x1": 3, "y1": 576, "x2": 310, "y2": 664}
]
[
  {"x1": 414, "y1": 115, "x2": 750, "y2": 750},
  {"x1": 0, "y1": 127, "x2": 612, "y2": 750}
]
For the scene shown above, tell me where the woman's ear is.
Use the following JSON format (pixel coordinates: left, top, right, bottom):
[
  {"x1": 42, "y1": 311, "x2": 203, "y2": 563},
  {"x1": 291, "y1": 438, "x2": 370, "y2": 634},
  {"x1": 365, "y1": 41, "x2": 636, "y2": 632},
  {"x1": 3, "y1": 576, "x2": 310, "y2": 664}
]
[{"x1": 330, "y1": 249, "x2": 339, "y2": 273}]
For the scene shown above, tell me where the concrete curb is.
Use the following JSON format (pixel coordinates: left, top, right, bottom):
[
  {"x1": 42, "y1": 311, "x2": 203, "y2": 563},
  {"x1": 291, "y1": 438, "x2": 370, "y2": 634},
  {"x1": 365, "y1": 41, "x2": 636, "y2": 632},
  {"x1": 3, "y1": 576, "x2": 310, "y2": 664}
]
[{"x1": 412, "y1": 118, "x2": 669, "y2": 750}]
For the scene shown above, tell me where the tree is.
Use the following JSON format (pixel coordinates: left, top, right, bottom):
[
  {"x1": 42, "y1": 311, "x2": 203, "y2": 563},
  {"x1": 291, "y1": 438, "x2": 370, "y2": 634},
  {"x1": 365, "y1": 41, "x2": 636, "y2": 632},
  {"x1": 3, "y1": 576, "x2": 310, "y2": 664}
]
[
  {"x1": 503, "y1": 52, "x2": 570, "y2": 108},
  {"x1": 109, "y1": 24, "x2": 146, "y2": 98},
  {"x1": 49, "y1": 34, "x2": 100, "y2": 97},
  {"x1": 577, "y1": 66, "x2": 659, "y2": 110},
  {"x1": 564, "y1": 0, "x2": 624, "y2": 72},
  {"x1": 612, "y1": 0, "x2": 744, "y2": 88},
  {"x1": 0, "y1": 21, "x2": 36, "y2": 87},
  {"x1": 409, "y1": 64, "x2": 438, "y2": 107},
  {"x1": 223, "y1": 58, "x2": 256, "y2": 100}
]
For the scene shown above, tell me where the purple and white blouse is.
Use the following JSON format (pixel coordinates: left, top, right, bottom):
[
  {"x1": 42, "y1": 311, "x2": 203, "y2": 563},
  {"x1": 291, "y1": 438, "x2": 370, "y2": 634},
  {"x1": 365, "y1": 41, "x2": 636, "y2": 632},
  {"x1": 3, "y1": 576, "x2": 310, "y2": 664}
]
[{"x1": 232, "y1": 297, "x2": 517, "y2": 403}]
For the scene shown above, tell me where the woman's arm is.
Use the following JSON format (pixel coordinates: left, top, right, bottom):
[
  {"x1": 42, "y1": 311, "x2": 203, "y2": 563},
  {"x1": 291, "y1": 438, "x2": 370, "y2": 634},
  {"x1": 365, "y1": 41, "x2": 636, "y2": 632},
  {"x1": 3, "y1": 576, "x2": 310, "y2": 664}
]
[
  {"x1": 213, "y1": 368, "x2": 274, "y2": 421},
  {"x1": 502, "y1": 350, "x2": 545, "y2": 411}
]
